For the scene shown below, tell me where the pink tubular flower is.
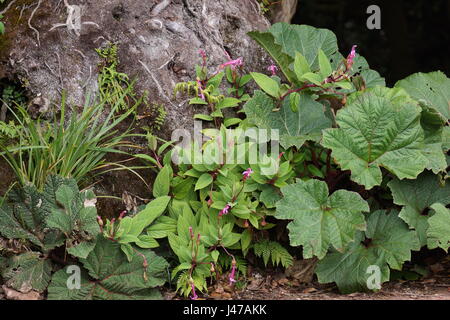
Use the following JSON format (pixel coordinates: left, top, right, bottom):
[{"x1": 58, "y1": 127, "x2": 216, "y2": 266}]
[
  {"x1": 242, "y1": 168, "x2": 253, "y2": 181},
  {"x1": 267, "y1": 63, "x2": 278, "y2": 76},
  {"x1": 189, "y1": 226, "x2": 194, "y2": 240},
  {"x1": 219, "y1": 204, "x2": 231, "y2": 216},
  {"x1": 190, "y1": 282, "x2": 198, "y2": 300},
  {"x1": 118, "y1": 210, "x2": 127, "y2": 220},
  {"x1": 346, "y1": 45, "x2": 357, "y2": 70},
  {"x1": 219, "y1": 57, "x2": 243, "y2": 70},
  {"x1": 229, "y1": 260, "x2": 237, "y2": 285},
  {"x1": 199, "y1": 49, "x2": 207, "y2": 60},
  {"x1": 196, "y1": 78, "x2": 205, "y2": 100}
]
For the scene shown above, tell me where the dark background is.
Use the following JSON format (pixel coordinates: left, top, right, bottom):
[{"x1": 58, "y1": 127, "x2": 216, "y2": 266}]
[{"x1": 292, "y1": 0, "x2": 450, "y2": 86}]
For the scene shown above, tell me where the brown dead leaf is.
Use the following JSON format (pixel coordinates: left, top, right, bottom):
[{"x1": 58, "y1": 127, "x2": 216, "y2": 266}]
[{"x1": 2, "y1": 286, "x2": 41, "y2": 300}]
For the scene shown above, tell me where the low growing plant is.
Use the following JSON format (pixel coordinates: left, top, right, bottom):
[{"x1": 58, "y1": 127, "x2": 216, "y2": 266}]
[{"x1": 0, "y1": 175, "x2": 169, "y2": 300}]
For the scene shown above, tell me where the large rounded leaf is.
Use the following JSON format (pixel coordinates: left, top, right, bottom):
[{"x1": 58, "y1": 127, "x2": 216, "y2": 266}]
[
  {"x1": 322, "y1": 87, "x2": 428, "y2": 190},
  {"x1": 276, "y1": 179, "x2": 369, "y2": 259},
  {"x1": 316, "y1": 210, "x2": 420, "y2": 293},
  {"x1": 243, "y1": 90, "x2": 332, "y2": 149},
  {"x1": 388, "y1": 171, "x2": 450, "y2": 246},
  {"x1": 395, "y1": 71, "x2": 450, "y2": 120}
]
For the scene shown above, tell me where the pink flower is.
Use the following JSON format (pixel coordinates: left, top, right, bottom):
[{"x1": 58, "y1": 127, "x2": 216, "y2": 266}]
[
  {"x1": 96, "y1": 216, "x2": 103, "y2": 226},
  {"x1": 198, "y1": 49, "x2": 207, "y2": 60},
  {"x1": 118, "y1": 210, "x2": 127, "y2": 220},
  {"x1": 196, "y1": 78, "x2": 205, "y2": 100},
  {"x1": 229, "y1": 260, "x2": 237, "y2": 285},
  {"x1": 190, "y1": 282, "x2": 198, "y2": 300},
  {"x1": 219, "y1": 204, "x2": 231, "y2": 216},
  {"x1": 219, "y1": 57, "x2": 243, "y2": 70},
  {"x1": 346, "y1": 45, "x2": 357, "y2": 70},
  {"x1": 189, "y1": 226, "x2": 194, "y2": 239},
  {"x1": 242, "y1": 168, "x2": 253, "y2": 181},
  {"x1": 267, "y1": 63, "x2": 278, "y2": 76}
]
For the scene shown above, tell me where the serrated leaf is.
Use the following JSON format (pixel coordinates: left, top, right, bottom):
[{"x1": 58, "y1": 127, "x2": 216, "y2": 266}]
[
  {"x1": 322, "y1": 87, "x2": 428, "y2": 190},
  {"x1": 243, "y1": 91, "x2": 332, "y2": 148},
  {"x1": 388, "y1": 171, "x2": 450, "y2": 246},
  {"x1": 276, "y1": 179, "x2": 369, "y2": 259},
  {"x1": 48, "y1": 236, "x2": 168, "y2": 300},
  {"x1": 316, "y1": 210, "x2": 419, "y2": 293},
  {"x1": 427, "y1": 203, "x2": 450, "y2": 252},
  {"x1": 268, "y1": 23, "x2": 339, "y2": 71},
  {"x1": 395, "y1": 71, "x2": 450, "y2": 120},
  {"x1": 2, "y1": 252, "x2": 52, "y2": 293}
]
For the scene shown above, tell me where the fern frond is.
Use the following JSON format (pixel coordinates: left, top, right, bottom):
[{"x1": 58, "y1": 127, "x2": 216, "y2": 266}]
[{"x1": 254, "y1": 239, "x2": 293, "y2": 268}]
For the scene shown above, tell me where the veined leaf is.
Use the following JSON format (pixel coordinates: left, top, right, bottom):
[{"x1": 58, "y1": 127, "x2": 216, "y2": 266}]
[
  {"x1": 316, "y1": 210, "x2": 420, "y2": 293},
  {"x1": 427, "y1": 203, "x2": 450, "y2": 252},
  {"x1": 195, "y1": 173, "x2": 213, "y2": 191},
  {"x1": 276, "y1": 179, "x2": 369, "y2": 259},
  {"x1": 322, "y1": 87, "x2": 428, "y2": 190},
  {"x1": 250, "y1": 72, "x2": 280, "y2": 98},
  {"x1": 2, "y1": 252, "x2": 52, "y2": 293},
  {"x1": 48, "y1": 236, "x2": 168, "y2": 300},
  {"x1": 294, "y1": 52, "x2": 311, "y2": 79},
  {"x1": 388, "y1": 171, "x2": 450, "y2": 246},
  {"x1": 243, "y1": 90, "x2": 332, "y2": 148},
  {"x1": 120, "y1": 196, "x2": 171, "y2": 239},
  {"x1": 247, "y1": 31, "x2": 297, "y2": 84},
  {"x1": 268, "y1": 22, "x2": 338, "y2": 70},
  {"x1": 153, "y1": 166, "x2": 171, "y2": 197},
  {"x1": 318, "y1": 49, "x2": 332, "y2": 78},
  {"x1": 395, "y1": 71, "x2": 450, "y2": 120}
]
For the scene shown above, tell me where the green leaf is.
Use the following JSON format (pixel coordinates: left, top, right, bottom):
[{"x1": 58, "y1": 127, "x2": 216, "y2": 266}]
[
  {"x1": 223, "y1": 118, "x2": 242, "y2": 127},
  {"x1": 276, "y1": 179, "x2": 369, "y2": 259},
  {"x1": 250, "y1": 72, "x2": 280, "y2": 98},
  {"x1": 388, "y1": 171, "x2": 450, "y2": 246},
  {"x1": 216, "y1": 97, "x2": 241, "y2": 109},
  {"x1": 427, "y1": 203, "x2": 450, "y2": 252},
  {"x1": 243, "y1": 91, "x2": 332, "y2": 148},
  {"x1": 322, "y1": 87, "x2": 428, "y2": 190},
  {"x1": 2, "y1": 252, "x2": 52, "y2": 293},
  {"x1": 153, "y1": 166, "x2": 171, "y2": 197},
  {"x1": 395, "y1": 71, "x2": 450, "y2": 120},
  {"x1": 318, "y1": 49, "x2": 332, "y2": 78},
  {"x1": 289, "y1": 92, "x2": 300, "y2": 112},
  {"x1": 48, "y1": 236, "x2": 168, "y2": 300},
  {"x1": 193, "y1": 114, "x2": 214, "y2": 121},
  {"x1": 46, "y1": 184, "x2": 100, "y2": 258},
  {"x1": 300, "y1": 72, "x2": 323, "y2": 86},
  {"x1": 122, "y1": 196, "x2": 171, "y2": 238},
  {"x1": 294, "y1": 52, "x2": 311, "y2": 79},
  {"x1": 268, "y1": 22, "x2": 339, "y2": 70},
  {"x1": 316, "y1": 210, "x2": 419, "y2": 293},
  {"x1": 253, "y1": 239, "x2": 293, "y2": 268},
  {"x1": 195, "y1": 173, "x2": 213, "y2": 191},
  {"x1": 189, "y1": 97, "x2": 208, "y2": 105},
  {"x1": 247, "y1": 31, "x2": 297, "y2": 84}
]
